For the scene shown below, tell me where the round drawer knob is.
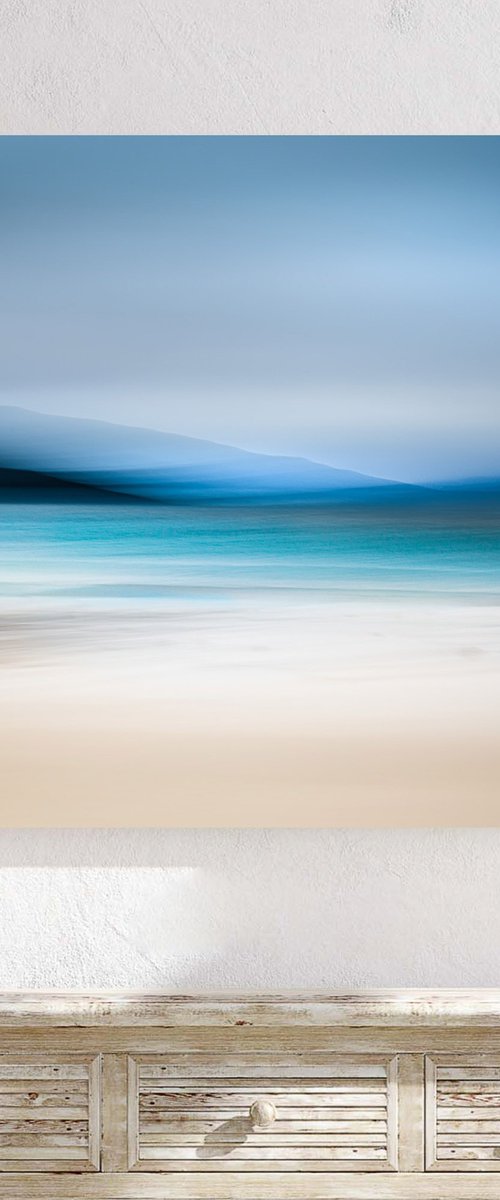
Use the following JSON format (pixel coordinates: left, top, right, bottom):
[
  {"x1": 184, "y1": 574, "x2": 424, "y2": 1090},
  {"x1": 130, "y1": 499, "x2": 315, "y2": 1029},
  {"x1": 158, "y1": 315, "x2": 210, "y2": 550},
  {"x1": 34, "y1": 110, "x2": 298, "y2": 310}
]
[{"x1": 249, "y1": 1099, "x2": 277, "y2": 1128}]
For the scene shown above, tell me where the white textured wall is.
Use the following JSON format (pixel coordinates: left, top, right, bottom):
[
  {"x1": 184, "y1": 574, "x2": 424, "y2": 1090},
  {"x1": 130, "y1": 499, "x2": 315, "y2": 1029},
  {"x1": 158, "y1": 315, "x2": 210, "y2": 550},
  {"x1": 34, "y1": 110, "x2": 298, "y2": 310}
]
[
  {"x1": 1, "y1": 0, "x2": 499, "y2": 134},
  {"x1": 1, "y1": 9, "x2": 499, "y2": 993},
  {"x1": 1, "y1": 829, "x2": 499, "y2": 989}
]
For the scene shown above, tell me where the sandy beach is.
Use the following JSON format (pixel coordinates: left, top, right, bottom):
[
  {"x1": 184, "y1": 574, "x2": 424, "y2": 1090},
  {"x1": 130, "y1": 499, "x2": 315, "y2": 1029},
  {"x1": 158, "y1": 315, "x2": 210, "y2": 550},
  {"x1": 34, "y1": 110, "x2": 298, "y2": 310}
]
[{"x1": 1, "y1": 597, "x2": 499, "y2": 825}]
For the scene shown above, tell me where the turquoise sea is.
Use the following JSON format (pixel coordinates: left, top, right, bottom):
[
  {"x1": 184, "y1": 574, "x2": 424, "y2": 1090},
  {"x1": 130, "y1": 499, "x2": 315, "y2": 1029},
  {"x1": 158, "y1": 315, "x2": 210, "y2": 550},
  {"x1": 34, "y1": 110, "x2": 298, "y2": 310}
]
[{"x1": 1, "y1": 500, "x2": 499, "y2": 610}]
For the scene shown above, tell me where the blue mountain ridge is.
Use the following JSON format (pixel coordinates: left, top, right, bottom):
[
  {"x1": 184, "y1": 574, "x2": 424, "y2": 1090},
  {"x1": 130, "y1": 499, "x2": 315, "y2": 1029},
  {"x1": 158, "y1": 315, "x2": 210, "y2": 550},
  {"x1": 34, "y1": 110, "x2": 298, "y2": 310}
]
[
  {"x1": 0, "y1": 406, "x2": 417, "y2": 502},
  {"x1": 0, "y1": 406, "x2": 498, "y2": 504}
]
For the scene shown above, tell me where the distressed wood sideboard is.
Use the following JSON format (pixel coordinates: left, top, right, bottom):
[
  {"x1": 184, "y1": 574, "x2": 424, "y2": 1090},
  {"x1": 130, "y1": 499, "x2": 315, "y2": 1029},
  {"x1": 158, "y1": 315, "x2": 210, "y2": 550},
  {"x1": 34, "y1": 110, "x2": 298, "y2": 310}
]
[{"x1": 1, "y1": 992, "x2": 500, "y2": 1197}]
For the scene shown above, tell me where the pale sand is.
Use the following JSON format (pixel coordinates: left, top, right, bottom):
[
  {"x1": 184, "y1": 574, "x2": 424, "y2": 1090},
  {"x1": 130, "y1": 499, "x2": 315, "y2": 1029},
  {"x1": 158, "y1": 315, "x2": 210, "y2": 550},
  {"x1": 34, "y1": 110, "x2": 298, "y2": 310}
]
[{"x1": 0, "y1": 598, "x2": 499, "y2": 825}]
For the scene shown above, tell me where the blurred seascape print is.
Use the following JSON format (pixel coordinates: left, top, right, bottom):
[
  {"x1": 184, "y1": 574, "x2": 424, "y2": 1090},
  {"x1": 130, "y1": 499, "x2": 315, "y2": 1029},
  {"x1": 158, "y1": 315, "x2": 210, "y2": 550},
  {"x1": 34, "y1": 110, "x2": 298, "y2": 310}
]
[{"x1": 1, "y1": 136, "x2": 499, "y2": 825}]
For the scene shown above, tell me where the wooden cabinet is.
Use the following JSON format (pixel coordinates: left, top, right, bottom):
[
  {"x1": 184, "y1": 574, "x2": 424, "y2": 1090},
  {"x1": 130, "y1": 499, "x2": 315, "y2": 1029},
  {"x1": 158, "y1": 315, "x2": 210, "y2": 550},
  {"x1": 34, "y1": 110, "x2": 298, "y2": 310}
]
[{"x1": 1, "y1": 992, "x2": 500, "y2": 1197}]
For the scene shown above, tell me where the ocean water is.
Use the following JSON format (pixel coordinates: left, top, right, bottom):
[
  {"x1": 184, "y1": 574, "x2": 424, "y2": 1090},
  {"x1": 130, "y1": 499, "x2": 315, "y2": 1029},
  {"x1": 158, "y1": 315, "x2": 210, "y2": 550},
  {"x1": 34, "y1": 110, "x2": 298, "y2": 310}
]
[
  {"x1": 1, "y1": 497, "x2": 499, "y2": 680},
  {"x1": 1, "y1": 500, "x2": 500, "y2": 606},
  {"x1": 2, "y1": 499, "x2": 500, "y2": 826}
]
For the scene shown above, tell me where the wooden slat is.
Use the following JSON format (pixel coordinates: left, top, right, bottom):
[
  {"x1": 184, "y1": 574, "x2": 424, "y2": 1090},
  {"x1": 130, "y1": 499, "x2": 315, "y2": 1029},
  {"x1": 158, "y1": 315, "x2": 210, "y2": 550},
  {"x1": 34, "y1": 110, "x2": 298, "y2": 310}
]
[
  {"x1": 439, "y1": 1068, "x2": 500, "y2": 1081},
  {"x1": 0, "y1": 1083, "x2": 87, "y2": 1098},
  {"x1": 0, "y1": 1121, "x2": 87, "y2": 1135},
  {"x1": 139, "y1": 1087, "x2": 384, "y2": 1106},
  {"x1": 439, "y1": 1121, "x2": 500, "y2": 1133},
  {"x1": 140, "y1": 1089, "x2": 387, "y2": 1109},
  {"x1": 0, "y1": 1108, "x2": 87, "y2": 1121},
  {"x1": 437, "y1": 1093, "x2": 500, "y2": 1108},
  {"x1": 0, "y1": 1065, "x2": 88, "y2": 1081},
  {"x1": 139, "y1": 1146, "x2": 389, "y2": 1161},
  {"x1": 437, "y1": 1147, "x2": 500, "y2": 1160},
  {"x1": 142, "y1": 1096, "x2": 387, "y2": 1112},
  {"x1": 140, "y1": 1134, "x2": 387, "y2": 1148},
  {"x1": 138, "y1": 1058, "x2": 388, "y2": 1080},
  {"x1": 438, "y1": 1107, "x2": 500, "y2": 1120},
  {"x1": 140, "y1": 1063, "x2": 389, "y2": 1078},
  {"x1": 433, "y1": 1056, "x2": 500, "y2": 1067},
  {"x1": 439, "y1": 1134, "x2": 500, "y2": 1145},
  {"x1": 0, "y1": 1147, "x2": 88, "y2": 1160},
  {"x1": 139, "y1": 1118, "x2": 388, "y2": 1133},
  {"x1": 140, "y1": 1101, "x2": 387, "y2": 1119},
  {"x1": 132, "y1": 1157, "x2": 394, "y2": 1172},
  {"x1": 0, "y1": 1161, "x2": 94, "y2": 1175},
  {"x1": 0, "y1": 1135, "x2": 88, "y2": 1148},
  {"x1": 438, "y1": 1082, "x2": 500, "y2": 1094}
]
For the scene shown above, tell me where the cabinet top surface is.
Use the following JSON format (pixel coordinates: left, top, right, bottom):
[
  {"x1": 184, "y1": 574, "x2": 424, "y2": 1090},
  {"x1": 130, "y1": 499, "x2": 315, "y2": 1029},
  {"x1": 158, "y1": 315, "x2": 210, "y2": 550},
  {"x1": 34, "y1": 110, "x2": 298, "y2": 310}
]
[{"x1": 0, "y1": 991, "x2": 500, "y2": 1027}]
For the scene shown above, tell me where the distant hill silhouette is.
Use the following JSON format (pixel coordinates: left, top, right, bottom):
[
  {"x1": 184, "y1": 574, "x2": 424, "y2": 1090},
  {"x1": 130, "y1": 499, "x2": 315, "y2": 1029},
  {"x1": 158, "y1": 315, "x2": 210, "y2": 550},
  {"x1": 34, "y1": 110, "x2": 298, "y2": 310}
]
[
  {"x1": 1, "y1": 406, "x2": 498, "y2": 506},
  {"x1": 0, "y1": 466, "x2": 134, "y2": 503},
  {"x1": 0, "y1": 406, "x2": 420, "y2": 503}
]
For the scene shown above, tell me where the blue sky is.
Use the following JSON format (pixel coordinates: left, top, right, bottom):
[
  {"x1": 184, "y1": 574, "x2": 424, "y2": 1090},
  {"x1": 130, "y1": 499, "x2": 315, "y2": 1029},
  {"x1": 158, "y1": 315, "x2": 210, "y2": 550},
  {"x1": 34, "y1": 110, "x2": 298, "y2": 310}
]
[{"x1": 0, "y1": 136, "x2": 499, "y2": 482}]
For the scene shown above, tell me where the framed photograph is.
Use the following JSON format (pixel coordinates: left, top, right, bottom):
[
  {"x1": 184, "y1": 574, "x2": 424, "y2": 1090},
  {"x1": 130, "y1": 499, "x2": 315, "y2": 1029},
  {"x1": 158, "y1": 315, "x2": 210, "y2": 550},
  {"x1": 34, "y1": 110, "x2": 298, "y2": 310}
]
[{"x1": 0, "y1": 136, "x2": 498, "y2": 824}]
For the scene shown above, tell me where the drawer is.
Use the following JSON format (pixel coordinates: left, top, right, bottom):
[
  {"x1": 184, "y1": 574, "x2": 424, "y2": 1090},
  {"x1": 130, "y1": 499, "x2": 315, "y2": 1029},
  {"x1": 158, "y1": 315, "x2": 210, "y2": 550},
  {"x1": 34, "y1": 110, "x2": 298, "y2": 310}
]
[
  {"x1": 0, "y1": 1054, "x2": 100, "y2": 1173},
  {"x1": 426, "y1": 1055, "x2": 500, "y2": 1171},
  {"x1": 128, "y1": 1052, "x2": 398, "y2": 1172}
]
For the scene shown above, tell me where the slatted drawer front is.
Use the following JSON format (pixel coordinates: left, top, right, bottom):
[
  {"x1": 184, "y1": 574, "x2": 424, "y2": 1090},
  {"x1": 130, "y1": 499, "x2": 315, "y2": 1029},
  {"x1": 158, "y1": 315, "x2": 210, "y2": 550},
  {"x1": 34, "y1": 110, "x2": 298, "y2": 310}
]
[
  {"x1": 0, "y1": 1055, "x2": 100, "y2": 1172},
  {"x1": 426, "y1": 1055, "x2": 500, "y2": 1172},
  {"x1": 128, "y1": 1053, "x2": 398, "y2": 1172}
]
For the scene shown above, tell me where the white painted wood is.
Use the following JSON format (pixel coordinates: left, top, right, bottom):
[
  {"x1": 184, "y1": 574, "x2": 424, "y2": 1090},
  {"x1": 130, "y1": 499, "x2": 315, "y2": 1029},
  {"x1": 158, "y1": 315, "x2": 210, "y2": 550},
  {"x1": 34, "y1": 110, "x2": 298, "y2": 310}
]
[
  {"x1": 4, "y1": 1026, "x2": 500, "y2": 1055},
  {"x1": 139, "y1": 1117, "x2": 388, "y2": 1133},
  {"x1": 0, "y1": 1054, "x2": 99, "y2": 1174},
  {"x1": 427, "y1": 1054, "x2": 500, "y2": 1173},
  {"x1": 425, "y1": 1055, "x2": 437, "y2": 1170},
  {"x1": 130, "y1": 1052, "x2": 396, "y2": 1173},
  {"x1": 2, "y1": 991, "x2": 500, "y2": 1029},
  {"x1": 101, "y1": 1055, "x2": 128, "y2": 1173},
  {"x1": 127, "y1": 1056, "x2": 139, "y2": 1171},
  {"x1": 396, "y1": 1054, "x2": 424, "y2": 1172},
  {"x1": 2, "y1": 1173, "x2": 500, "y2": 1198},
  {"x1": 0, "y1": 993, "x2": 499, "y2": 1195}
]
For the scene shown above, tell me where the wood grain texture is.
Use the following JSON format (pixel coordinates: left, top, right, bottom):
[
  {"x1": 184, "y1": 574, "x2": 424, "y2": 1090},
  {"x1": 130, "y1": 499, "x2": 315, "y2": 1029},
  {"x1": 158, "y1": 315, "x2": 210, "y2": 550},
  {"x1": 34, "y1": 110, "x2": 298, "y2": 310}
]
[
  {"x1": 0, "y1": 994, "x2": 499, "y2": 1196},
  {"x1": 0, "y1": 1054, "x2": 100, "y2": 1174},
  {"x1": 130, "y1": 1052, "x2": 397, "y2": 1172},
  {"x1": 427, "y1": 1054, "x2": 500, "y2": 1172},
  {"x1": 5, "y1": 1025, "x2": 500, "y2": 1055},
  {"x1": 1, "y1": 1171, "x2": 500, "y2": 1197},
  {"x1": 101, "y1": 1056, "x2": 127, "y2": 1173},
  {"x1": 3, "y1": 991, "x2": 500, "y2": 1028},
  {"x1": 396, "y1": 1054, "x2": 424, "y2": 1172}
]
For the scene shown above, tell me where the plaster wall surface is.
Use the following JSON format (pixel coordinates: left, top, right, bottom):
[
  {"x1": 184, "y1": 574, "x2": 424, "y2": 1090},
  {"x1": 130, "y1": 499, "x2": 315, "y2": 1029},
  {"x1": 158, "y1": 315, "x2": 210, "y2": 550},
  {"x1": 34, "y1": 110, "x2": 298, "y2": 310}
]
[
  {"x1": 0, "y1": 0, "x2": 499, "y2": 134},
  {"x1": 0, "y1": 829, "x2": 499, "y2": 989},
  {"x1": 0, "y1": 7, "x2": 498, "y2": 995}
]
